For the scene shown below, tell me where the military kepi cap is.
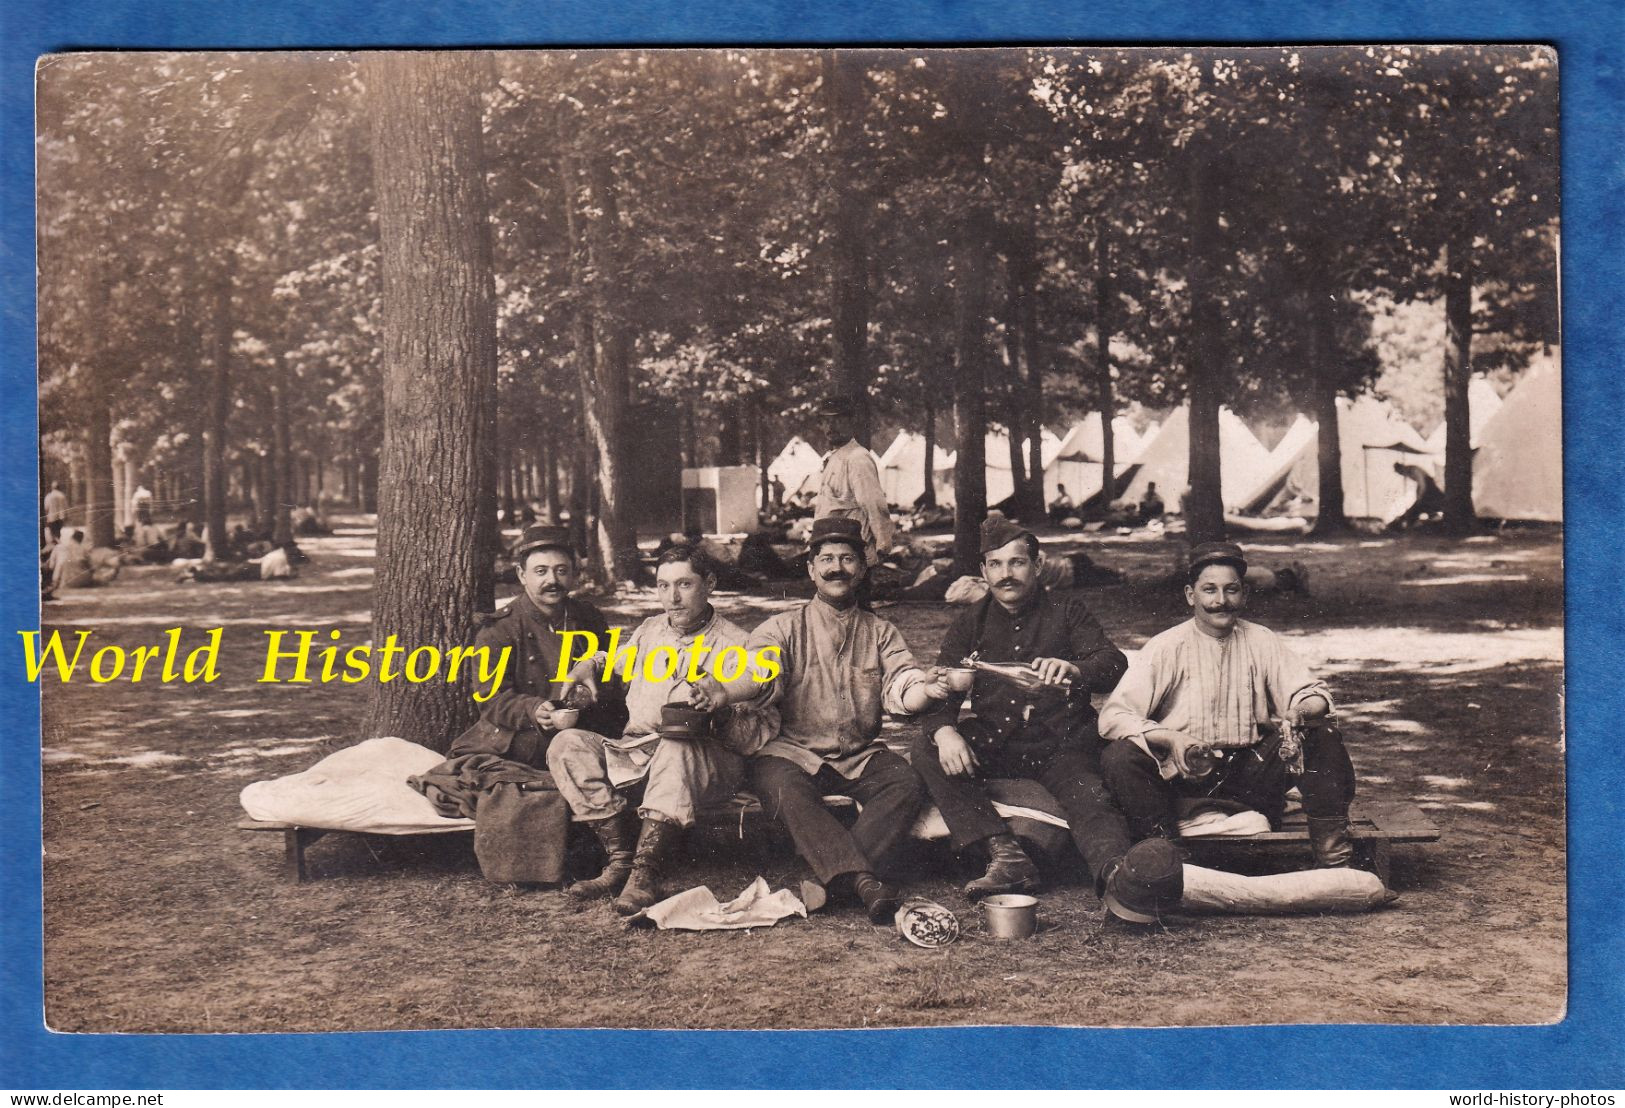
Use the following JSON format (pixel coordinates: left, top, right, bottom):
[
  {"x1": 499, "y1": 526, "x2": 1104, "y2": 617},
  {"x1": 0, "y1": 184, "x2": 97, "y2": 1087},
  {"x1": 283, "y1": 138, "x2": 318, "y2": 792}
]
[
  {"x1": 1188, "y1": 540, "x2": 1248, "y2": 577},
  {"x1": 980, "y1": 514, "x2": 1035, "y2": 555},
  {"x1": 815, "y1": 395, "x2": 857, "y2": 418},
  {"x1": 807, "y1": 515, "x2": 865, "y2": 554},
  {"x1": 1103, "y1": 838, "x2": 1186, "y2": 924},
  {"x1": 514, "y1": 524, "x2": 575, "y2": 562}
]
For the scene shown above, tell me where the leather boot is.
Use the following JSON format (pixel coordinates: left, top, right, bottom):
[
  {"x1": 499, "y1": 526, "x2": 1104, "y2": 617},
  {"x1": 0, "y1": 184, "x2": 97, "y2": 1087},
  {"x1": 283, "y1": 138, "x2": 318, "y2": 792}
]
[
  {"x1": 963, "y1": 833, "x2": 1042, "y2": 900},
  {"x1": 1308, "y1": 816, "x2": 1354, "y2": 868},
  {"x1": 614, "y1": 817, "x2": 683, "y2": 916},
  {"x1": 567, "y1": 809, "x2": 637, "y2": 899},
  {"x1": 852, "y1": 871, "x2": 903, "y2": 924}
]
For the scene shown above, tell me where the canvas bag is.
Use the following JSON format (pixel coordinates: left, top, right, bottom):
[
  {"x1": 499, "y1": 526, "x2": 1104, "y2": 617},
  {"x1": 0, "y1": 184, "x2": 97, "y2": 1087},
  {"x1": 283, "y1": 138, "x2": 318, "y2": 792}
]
[{"x1": 473, "y1": 780, "x2": 569, "y2": 884}]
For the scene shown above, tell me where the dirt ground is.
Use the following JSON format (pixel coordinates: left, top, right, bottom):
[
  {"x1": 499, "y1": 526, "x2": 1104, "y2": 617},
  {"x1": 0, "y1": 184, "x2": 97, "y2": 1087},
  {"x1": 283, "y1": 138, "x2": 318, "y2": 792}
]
[{"x1": 38, "y1": 518, "x2": 1565, "y2": 1031}]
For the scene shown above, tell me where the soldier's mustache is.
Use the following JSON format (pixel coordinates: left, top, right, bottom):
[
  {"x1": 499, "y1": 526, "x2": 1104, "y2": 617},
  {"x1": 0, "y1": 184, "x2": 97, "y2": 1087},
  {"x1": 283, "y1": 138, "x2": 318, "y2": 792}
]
[
  {"x1": 993, "y1": 578, "x2": 1019, "y2": 589},
  {"x1": 822, "y1": 572, "x2": 852, "y2": 582}
]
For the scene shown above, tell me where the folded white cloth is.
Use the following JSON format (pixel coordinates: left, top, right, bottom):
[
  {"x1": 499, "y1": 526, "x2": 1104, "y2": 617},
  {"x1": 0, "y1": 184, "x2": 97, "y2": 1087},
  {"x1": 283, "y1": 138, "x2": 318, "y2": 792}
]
[
  {"x1": 1176, "y1": 807, "x2": 1273, "y2": 837},
  {"x1": 629, "y1": 876, "x2": 807, "y2": 931}
]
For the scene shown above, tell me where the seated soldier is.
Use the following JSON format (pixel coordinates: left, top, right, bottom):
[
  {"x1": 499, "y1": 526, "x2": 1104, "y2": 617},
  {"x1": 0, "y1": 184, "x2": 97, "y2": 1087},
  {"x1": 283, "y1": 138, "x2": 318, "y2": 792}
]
[
  {"x1": 1048, "y1": 484, "x2": 1078, "y2": 526},
  {"x1": 1138, "y1": 482, "x2": 1165, "y2": 523},
  {"x1": 49, "y1": 529, "x2": 94, "y2": 590},
  {"x1": 546, "y1": 543, "x2": 771, "y2": 914},
  {"x1": 452, "y1": 524, "x2": 626, "y2": 768},
  {"x1": 912, "y1": 517, "x2": 1173, "y2": 922},
  {"x1": 692, "y1": 516, "x2": 953, "y2": 922},
  {"x1": 1098, "y1": 541, "x2": 1357, "y2": 875},
  {"x1": 170, "y1": 522, "x2": 206, "y2": 560}
]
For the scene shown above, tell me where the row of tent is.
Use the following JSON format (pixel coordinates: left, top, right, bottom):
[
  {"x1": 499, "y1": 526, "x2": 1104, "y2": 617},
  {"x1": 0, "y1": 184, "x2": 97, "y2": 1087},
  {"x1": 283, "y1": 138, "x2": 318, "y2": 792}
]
[
  {"x1": 765, "y1": 354, "x2": 1561, "y2": 524},
  {"x1": 1233, "y1": 359, "x2": 1560, "y2": 524}
]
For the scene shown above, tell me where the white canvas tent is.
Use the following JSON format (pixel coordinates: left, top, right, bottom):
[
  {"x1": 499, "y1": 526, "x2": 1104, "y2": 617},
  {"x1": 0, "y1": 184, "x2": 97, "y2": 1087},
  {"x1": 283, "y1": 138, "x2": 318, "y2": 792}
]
[
  {"x1": 1043, "y1": 414, "x2": 1145, "y2": 506},
  {"x1": 1423, "y1": 375, "x2": 1504, "y2": 456},
  {"x1": 878, "y1": 430, "x2": 930, "y2": 507},
  {"x1": 1235, "y1": 395, "x2": 1433, "y2": 522},
  {"x1": 1472, "y1": 357, "x2": 1561, "y2": 522},
  {"x1": 1116, "y1": 406, "x2": 1276, "y2": 511},
  {"x1": 768, "y1": 436, "x2": 823, "y2": 499},
  {"x1": 1233, "y1": 414, "x2": 1318, "y2": 513}
]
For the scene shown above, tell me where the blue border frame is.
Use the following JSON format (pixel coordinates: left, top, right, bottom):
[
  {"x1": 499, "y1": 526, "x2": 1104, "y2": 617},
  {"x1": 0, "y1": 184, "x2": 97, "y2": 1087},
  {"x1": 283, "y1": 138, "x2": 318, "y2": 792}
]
[{"x1": 4, "y1": 0, "x2": 1620, "y2": 1090}]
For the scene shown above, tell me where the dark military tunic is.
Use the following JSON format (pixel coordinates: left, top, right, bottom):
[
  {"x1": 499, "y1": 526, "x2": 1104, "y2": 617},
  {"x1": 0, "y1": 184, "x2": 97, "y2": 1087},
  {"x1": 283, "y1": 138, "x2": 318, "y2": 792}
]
[
  {"x1": 449, "y1": 591, "x2": 625, "y2": 767},
  {"x1": 919, "y1": 585, "x2": 1128, "y2": 752}
]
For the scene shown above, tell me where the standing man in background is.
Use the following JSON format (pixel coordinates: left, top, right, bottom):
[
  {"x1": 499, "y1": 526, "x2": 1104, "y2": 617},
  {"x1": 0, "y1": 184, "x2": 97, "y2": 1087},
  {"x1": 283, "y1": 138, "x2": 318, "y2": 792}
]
[
  {"x1": 42, "y1": 481, "x2": 69, "y2": 540},
  {"x1": 815, "y1": 395, "x2": 894, "y2": 568}
]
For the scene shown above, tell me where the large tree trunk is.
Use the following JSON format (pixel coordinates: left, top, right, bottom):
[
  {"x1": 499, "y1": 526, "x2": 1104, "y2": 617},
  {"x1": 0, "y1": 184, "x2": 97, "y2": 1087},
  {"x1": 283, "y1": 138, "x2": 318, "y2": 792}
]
[
  {"x1": 111, "y1": 450, "x2": 128, "y2": 532},
  {"x1": 1440, "y1": 231, "x2": 1478, "y2": 533},
  {"x1": 1020, "y1": 274, "x2": 1046, "y2": 521},
  {"x1": 1184, "y1": 150, "x2": 1226, "y2": 546},
  {"x1": 361, "y1": 51, "x2": 499, "y2": 749},
  {"x1": 1306, "y1": 265, "x2": 1349, "y2": 535},
  {"x1": 500, "y1": 433, "x2": 516, "y2": 523},
  {"x1": 201, "y1": 253, "x2": 235, "y2": 561},
  {"x1": 1006, "y1": 229, "x2": 1046, "y2": 524},
  {"x1": 271, "y1": 362, "x2": 293, "y2": 545},
  {"x1": 580, "y1": 155, "x2": 640, "y2": 583},
  {"x1": 825, "y1": 49, "x2": 872, "y2": 447},
  {"x1": 1094, "y1": 223, "x2": 1116, "y2": 502},
  {"x1": 920, "y1": 399, "x2": 937, "y2": 509},
  {"x1": 85, "y1": 400, "x2": 116, "y2": 548},
  {"x1": 716, "y1": 402, "x2": 743, "y2": 467},
  {"x1": 952, "y1": 213, "x2": 993, "y2": 575},
  {"x1": 753, "y1": 400, "x2": 770, "y2": 511},
  {"x1": 542, "y1": 429, "x2": 561, "y2": 522},
  {"x1": 559, "y1": 151, "x2": 598, "y2": 563},
  {"x1": 998, "y1": 299, "x2": 1029, "y2": 515}
]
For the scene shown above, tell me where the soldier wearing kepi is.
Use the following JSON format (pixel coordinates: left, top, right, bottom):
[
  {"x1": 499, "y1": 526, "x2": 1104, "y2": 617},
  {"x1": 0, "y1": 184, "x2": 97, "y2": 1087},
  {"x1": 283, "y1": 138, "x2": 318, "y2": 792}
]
[
  {"x1": 450, "y1": 524, "x2": 625, "y2": 769},
  {"x1": 1098, "y1": 541, "x2": 1357, "y2": 871},
  {"x1": 692, "y1": 516, "x2": 952, "y2": 922},
  {"x1": 913, "y1": 517, "x2": 1172, "y2": 922}
]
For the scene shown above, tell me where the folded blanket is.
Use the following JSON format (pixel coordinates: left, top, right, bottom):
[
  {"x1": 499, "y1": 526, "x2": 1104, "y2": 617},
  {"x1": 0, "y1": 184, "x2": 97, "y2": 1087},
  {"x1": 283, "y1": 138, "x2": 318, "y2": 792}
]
[{"x1": 239, "y1": 737, "x2": 474, "y2": 833}]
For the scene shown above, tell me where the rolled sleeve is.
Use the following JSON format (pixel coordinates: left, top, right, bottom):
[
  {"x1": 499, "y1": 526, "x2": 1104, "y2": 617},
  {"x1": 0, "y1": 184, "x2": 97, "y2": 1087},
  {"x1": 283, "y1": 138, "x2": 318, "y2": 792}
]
[
  {"x1": 1266, "y1": 632, "x2": 1334, "y2": 719},
  {"x1": 1287, "y1": 680, "x2": 1335, "y2": 719},
  {"x1": 877, "y1": 621, "x2": 927, "y2": 715}
]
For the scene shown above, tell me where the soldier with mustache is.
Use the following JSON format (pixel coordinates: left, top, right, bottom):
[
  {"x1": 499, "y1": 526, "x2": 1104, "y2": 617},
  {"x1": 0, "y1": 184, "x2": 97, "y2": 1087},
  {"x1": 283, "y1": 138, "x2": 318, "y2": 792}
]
[
  {"x1": 1098, "y1": 541, "x2": 1358, "y2": 879},
  {"x1": 913, "y1": 516, "x2": 1182, "y2": 924},
  {"x1": 453, "y1": 524, "x2": 625, "y2": 769},
  {"x1": 692, "y1": 516, "x2": 952, "y2": 922}
]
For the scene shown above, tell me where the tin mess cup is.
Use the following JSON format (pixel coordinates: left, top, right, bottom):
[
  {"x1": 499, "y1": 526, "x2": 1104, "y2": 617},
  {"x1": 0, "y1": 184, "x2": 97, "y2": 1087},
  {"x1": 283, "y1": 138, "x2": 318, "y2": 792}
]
[
  {"x1": 550, "y1": 704, "x2": 581, "y2": 730},
  {"x1": 981, "y1": 893, "x2": 1039, "y2": 940},
  {"x1": 945, "y1": 667, "x2": 976, "y2": 693}
]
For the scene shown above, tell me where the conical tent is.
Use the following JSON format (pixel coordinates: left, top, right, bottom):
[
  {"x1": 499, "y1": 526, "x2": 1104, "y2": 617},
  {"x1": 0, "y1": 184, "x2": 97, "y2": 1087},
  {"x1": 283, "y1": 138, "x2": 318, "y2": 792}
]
[
  {"x1": 1044, "y1": 414, "x2": 1142, "y2": 505},
  {"x1": 1472, "y1": 357, "x2": 1561, "y2": 522},
  {"x1": 1115, "y1": 406, "x2": 1275, "y2": 510},
  {"x1": 1234, "y1": 395, "x2": 1433, "y2": 522},
  {"x1": 878, "y1": 430, "x2": 930, "y2": 507},
  {"x1": 1235, "y1": 414, "x2": 1319, "y2": 513},
  {"x1": 768, "y1": 436, "x2": 823, "y2": 497}
]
